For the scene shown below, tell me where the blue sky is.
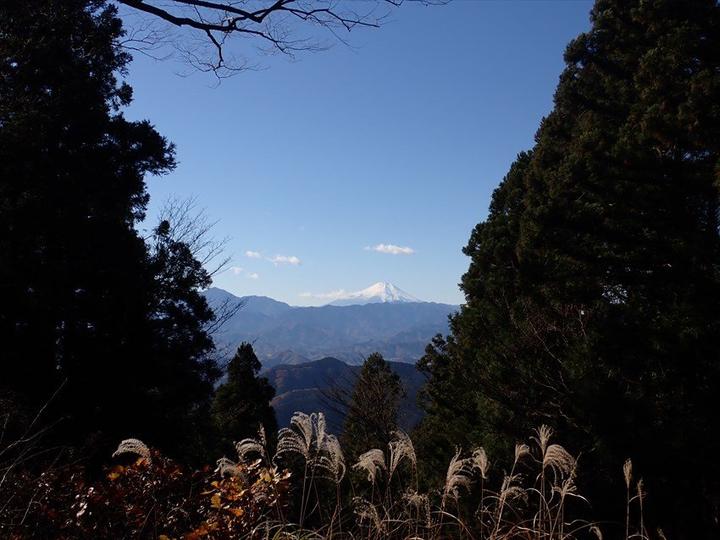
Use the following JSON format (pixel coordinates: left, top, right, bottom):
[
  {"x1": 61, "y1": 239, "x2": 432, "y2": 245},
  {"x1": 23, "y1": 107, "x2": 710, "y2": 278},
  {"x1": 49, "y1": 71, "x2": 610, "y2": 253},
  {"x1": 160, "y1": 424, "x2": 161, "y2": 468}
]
[{"x1": 124, "y1": 1, "x2": 592, "y2": 306}]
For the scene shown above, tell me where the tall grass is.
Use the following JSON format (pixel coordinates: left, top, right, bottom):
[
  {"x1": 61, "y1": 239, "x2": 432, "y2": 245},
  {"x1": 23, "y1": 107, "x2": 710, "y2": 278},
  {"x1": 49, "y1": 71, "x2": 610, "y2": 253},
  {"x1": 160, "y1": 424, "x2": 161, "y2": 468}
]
[
  {"x1": 1, "y1": 410, "x2": 661, "y2": 539},
  {"x1": 196, "y1": 413, "x2": 660, "y2": 539}
]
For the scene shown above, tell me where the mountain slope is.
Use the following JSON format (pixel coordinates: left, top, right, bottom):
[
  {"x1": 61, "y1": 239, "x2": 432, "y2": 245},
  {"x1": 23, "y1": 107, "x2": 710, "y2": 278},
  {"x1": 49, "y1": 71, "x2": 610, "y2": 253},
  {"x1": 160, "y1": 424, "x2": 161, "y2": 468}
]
[
  {"x1": 205, "y1": 287, "x2": 457, "y2": 365},
  {"x1": 265, "y1": 357, "x2": 425, "y2": 431}
]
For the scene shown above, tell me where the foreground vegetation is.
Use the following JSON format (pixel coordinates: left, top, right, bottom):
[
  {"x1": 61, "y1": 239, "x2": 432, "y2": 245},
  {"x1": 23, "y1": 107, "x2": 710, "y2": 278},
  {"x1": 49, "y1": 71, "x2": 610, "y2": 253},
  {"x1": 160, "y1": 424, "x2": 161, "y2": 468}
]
[
  {"x1": 2, "y1": 0, "x2": 720, "y2": 537},
  {"x1": 2, "y1": 412, "x2": 656, "y2": 539}
]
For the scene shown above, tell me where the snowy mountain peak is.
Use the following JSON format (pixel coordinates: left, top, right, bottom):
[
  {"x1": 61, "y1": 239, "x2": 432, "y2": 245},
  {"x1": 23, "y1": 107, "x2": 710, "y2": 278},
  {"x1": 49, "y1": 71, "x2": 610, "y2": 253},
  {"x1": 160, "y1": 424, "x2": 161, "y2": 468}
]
[
  {"x1": 361, "y1": 282, "x2": 418, "y2": 302},
  {"x1": 329, "y1": 282, "x2": 420, "y2": 306}
]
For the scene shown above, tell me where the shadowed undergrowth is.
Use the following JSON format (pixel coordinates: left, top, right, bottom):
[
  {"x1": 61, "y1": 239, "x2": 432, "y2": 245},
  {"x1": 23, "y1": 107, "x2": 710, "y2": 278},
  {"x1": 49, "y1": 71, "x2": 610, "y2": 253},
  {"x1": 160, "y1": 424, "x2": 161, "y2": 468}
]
[{"x1": 1, "y1": 412, "x2": 659, "y2": 539}]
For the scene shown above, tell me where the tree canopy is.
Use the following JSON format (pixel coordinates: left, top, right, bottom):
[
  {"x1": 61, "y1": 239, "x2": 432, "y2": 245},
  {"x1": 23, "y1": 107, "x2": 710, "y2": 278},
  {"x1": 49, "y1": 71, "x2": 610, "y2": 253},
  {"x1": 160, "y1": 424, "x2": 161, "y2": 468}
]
[
  {"x1": 212, "y1": 343, "x2": 278, "y2": 455},
  {"x1": 416, "y1": 1, "x2": 720, "y2": 537},
  {"x1": 341, "y1": 352, "x2": 404, "y2": 462},
  {"x1": 0, "y1": 0, "x2": 219, "y2": 460}
]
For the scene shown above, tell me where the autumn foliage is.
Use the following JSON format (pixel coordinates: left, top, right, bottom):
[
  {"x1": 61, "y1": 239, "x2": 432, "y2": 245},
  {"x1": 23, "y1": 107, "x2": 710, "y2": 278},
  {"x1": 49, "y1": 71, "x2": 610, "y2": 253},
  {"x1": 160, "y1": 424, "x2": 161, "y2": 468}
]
[{"x1": 1, "y1": 446, "x2": 290, "y2": 539}]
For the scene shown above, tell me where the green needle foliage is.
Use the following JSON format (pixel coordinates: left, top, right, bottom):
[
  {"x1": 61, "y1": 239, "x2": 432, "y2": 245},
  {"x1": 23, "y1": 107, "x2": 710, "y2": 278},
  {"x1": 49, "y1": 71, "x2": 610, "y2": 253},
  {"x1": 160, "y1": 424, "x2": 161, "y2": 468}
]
[
  {"x1": 212, "y1": 343, "x2": 278, "y2": 455},
  {"x1": 341, "y1": 353, "x2": 404, "y2": 463},
  {"x1": 0, "y1": 0, "x2": 219, "y2": 460},
  {"x1": 417, "y1": 1, "x2": 720, "y2": 537}
]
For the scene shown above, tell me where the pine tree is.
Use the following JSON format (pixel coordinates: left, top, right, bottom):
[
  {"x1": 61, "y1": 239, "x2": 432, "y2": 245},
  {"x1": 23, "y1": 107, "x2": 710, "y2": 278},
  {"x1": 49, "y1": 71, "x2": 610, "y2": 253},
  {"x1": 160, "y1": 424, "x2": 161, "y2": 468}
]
[
  {"x1": 418, "y1": 1, "x2": 720, "y2": 536},
  {"x1": 341, "y1": 353, "x2": 404, "y2": 462},
  {"x1": 0, "y1": 0, "x2": 218, "y2": 459},
  {"x1": 212, "y1": 343, "x2": 278, "y2": 455}
]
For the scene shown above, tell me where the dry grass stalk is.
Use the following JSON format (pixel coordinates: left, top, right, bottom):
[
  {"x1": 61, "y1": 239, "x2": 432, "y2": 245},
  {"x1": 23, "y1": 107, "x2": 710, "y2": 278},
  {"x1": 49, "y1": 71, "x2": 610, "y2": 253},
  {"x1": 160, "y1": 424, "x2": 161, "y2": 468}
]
[
  {"x1": 543, "y1": 443, "x2": 576, "y2": 478},
  {"x1": 97, "y1": 414, "x2": 658, "y2": 540},
  {"x1": 624, "y1": 458, "x2": 633, "y2": 539},
  {"x1": 442, "y1": 448, "x2": 473, "y2": 507},
  {"x1": 388, "y1": 430, "x2": 416, "y2": 478},
  {"x1": 471, "y1": 447, "x2": 490, "y2": 480},
  {"x1": 275, "y1": 412, "x2": 329, "y2": 527},
  {"x1": 514, "y1": 442, "x2": 530, "y2": 465},
  {"x1": 235, "y1": 436, "x2": 265, "y2": 464},
  {"x1": 533, "y1": 424, "x2": 554, "y2": 456},
  {"x1": 353, "y1": 448, "x2": 386, "y2": 484},
  {"x1": 276, "y1": 412, "x2": 316, "y2": 461},
  {"x1": 353, "y1": 496, "x2": 384, "y2": 534},
  {"x1": 316, "y1": 434, "x2": 346, "y2": 483},
  {"x1": 112, "y1": 438, "x2": 151, "y2": 462},
  {"x1": 215, "y1": 456, "x2": 243, "y2": 478},
  {"x1": 232, "y1": 420, "x2": 656, "y2": 540},
  {"x1": 623, "y1": 458, "x2": 633, "y2": 489}
]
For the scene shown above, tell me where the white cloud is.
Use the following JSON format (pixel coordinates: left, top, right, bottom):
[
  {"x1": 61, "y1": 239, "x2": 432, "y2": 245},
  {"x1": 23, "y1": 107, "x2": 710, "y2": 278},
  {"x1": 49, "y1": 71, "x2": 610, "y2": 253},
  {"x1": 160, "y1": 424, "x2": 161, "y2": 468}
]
[
  {"x1": 299, "y1": 289, "x2": 347, "y2": 300},
  {"x1": 269, "y1": 254, "x2": 301, "y2": 266},
  {"x1": 245, "y1": 250, "x2": 262, "y2": 259},
  {"x1": 247, "y1": 272, "x2": 259, "y2": 280},
  {"x1": 365, "y1": 243, "x2": 415, "y2": 255},
  {"x1": 230, "y1": 266, "x2": 244, "y2": 275}
]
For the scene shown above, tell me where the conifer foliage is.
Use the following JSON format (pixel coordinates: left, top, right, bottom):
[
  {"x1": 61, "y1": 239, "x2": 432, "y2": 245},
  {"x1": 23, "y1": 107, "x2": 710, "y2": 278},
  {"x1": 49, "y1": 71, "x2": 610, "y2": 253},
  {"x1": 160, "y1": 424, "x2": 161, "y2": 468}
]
[
  {"x1": 0, "y1": 0, "x2": 218, "y2": 457},
  {"x1": 212, "y1": 343, "x2": 278, "y2": 454},
  {"x1": 341, "y1": 353, "x2": 404, "y2": 462},
  {"x1": 418, "y1": 1, "x2": 720, "y2": 537}
]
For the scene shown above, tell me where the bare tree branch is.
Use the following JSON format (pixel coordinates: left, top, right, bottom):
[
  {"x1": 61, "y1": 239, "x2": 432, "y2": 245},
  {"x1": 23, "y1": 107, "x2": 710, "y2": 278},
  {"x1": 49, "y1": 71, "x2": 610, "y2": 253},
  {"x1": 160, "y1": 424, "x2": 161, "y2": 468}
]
[
  {"x1": 115, "y1": 0, "x2": 447, "y2": 77},
  {"x1": 156, "y1": 196, "x2": 231, "y2": 278},
  {"x1": 118, "y1": 12, "x2": 174, "y2": 60},
  {"x1": 205, "y1": 296, "x2": 244, "y2": 338}
]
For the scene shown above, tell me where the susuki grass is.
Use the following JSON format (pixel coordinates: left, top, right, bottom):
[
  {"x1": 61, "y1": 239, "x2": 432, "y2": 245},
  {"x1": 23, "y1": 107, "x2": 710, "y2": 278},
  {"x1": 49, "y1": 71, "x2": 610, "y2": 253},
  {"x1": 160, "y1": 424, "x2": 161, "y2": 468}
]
[
  {"x1": 218, "y1": 414, "x2": 655, "y2": 538},
  {"x1": 255, "y1": 414, "x2": 655, "y2": 539},
  {"x1": 0, "y1": 412, "x2": 660, "y2": 539}
]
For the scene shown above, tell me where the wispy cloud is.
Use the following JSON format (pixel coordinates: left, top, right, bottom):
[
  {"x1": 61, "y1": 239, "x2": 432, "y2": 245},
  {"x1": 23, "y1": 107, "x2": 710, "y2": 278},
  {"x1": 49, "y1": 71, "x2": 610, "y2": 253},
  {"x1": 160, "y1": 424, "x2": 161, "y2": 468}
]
[
  {"x1": 365, "y1": 243, "x2": 415, "y2": 255},
  {"x1": 299, "y1": 289, "x2": 347, "y2": 300},
  {"x1": 244, "y1": 249, "x2": 302, "y2": 266},
  {"x1": 269, "y1": 255, "x2": 301, "y2": 266},
  {"x1": 299, "y1": 289, "x2": 348, "y2": 300},
  {"x1": 231, "y1": 266, "x2": 259, "y2": 279}
]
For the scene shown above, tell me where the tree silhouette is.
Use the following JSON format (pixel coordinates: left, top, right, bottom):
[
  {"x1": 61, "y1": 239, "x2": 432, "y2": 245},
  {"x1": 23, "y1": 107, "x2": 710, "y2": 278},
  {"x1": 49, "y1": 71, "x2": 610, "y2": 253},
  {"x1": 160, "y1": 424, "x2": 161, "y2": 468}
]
[
  {"x1": 212, "y1": 343, "x2": 278, "y2": 455},
  {"x1": 0, "y1": 0, "x2": 218, "y2": 460},
  {"x1": 341, "y1": 353, "x2": 404, "y2": 462},
  {"x1": 417, "y1": 1, "x2": 720, "y2": 537}
]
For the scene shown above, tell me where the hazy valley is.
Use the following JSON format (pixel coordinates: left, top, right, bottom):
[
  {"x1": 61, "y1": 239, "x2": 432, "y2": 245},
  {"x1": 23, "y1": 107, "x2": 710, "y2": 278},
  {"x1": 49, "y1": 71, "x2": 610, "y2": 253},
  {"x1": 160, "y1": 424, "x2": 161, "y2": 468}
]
[{"x1": 263, "y1": 356, "x2": 426, "y2": 432}]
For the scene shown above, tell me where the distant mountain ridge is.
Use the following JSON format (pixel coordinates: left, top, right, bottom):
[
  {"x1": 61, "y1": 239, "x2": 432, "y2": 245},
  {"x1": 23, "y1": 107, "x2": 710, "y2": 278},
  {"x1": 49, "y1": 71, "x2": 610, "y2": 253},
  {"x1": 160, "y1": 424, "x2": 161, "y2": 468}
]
[
  {"x1": 204, "y1": 287, "x2": 457, "y2": 366},
  {"x1": 265, "y1": 357, "x2": 426, "y2": 431}
]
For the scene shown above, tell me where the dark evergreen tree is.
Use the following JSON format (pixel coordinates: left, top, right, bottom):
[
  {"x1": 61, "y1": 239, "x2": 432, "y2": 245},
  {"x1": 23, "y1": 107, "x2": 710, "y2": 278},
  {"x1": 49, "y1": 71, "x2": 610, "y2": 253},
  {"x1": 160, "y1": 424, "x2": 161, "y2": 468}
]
[
  {"x1": 0, "y1": 0, "x2": 218, "y2": 459},
  {"x1": 212, "y1": 343, "x2": 278, "y2": 455},
  {"x1": 417, "y1": 1, "x2": 720, "y2": 537},
  {"x1": 341, "y1": 353, "x2": 404, "y2": 462}
]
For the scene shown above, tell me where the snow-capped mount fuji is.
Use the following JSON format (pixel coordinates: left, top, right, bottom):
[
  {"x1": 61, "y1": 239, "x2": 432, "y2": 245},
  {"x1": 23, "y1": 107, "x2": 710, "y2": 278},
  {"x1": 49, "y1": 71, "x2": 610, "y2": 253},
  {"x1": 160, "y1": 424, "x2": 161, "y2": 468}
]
[{"x1": 328, "y1": 282, "x2": 421, "y2": 306}]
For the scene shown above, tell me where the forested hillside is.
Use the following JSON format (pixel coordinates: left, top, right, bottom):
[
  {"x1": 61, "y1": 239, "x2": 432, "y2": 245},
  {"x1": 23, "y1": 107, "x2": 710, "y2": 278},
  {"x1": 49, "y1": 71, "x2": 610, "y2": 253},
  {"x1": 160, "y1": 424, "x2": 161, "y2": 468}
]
[
  {"x1": 265, "y1": 357, "x2": 425, "y2": 430},
  {"x1": 204, "y1": 287, "x2": 456, "y2": 365}
]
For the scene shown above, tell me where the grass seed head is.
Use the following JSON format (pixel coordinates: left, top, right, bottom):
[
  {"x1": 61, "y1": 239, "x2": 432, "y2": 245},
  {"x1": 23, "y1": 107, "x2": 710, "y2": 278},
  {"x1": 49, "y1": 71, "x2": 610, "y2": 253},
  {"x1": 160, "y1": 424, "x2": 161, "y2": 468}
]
[
  {"x1": 623, "y1": 458, "x2": 633, "y2": 489},
  {"x1": 113, "y1": 438, "x2": 151, "y2": 462},
  {"x1": 353, "y1": 448, "x2": 386, "y2": 484}
]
